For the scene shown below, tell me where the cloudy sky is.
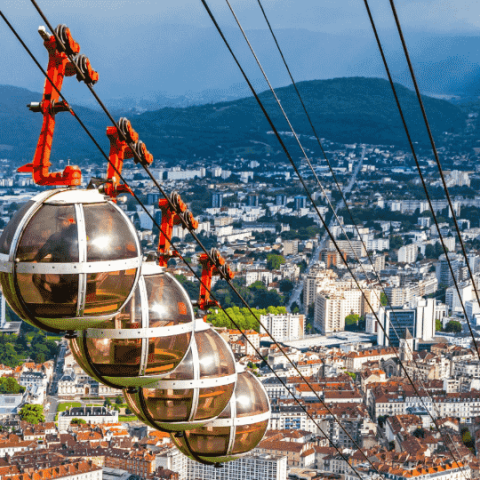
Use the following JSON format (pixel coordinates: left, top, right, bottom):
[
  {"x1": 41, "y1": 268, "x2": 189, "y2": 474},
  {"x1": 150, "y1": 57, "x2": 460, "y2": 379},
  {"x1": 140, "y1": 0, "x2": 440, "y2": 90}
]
[{"x1": 2, "y1": 0, "x2": 480, "y2": 102}]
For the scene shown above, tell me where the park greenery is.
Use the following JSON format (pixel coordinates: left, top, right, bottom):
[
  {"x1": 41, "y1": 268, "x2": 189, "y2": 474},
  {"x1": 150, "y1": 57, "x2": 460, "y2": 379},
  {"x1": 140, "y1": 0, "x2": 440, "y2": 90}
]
[
  {"x1": 19, "y1": 404, "x2": 45, "y2": 424},
  {"x1": 0, "y1": 328, "x2": 59, "y2": 367},
  {"x1": 57, "y1": 402, "x2": 81, "y2": 412},
  {"x1": 208, "y1": 306, "x2": 287, "y2": 332}
]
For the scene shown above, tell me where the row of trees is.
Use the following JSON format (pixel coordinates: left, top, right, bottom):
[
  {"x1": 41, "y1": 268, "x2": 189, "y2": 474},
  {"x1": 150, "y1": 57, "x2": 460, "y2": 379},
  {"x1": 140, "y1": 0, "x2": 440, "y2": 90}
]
[
  {"x1": 208, "y1": 306, "x2": 287, "y2": 332},
  {"x1": 213, "y1": 280, "x2": 287, "y2": 310}
]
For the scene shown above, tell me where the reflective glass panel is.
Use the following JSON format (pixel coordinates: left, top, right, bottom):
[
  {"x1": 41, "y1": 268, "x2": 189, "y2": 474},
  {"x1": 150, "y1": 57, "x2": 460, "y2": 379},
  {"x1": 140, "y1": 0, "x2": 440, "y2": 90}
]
[
  {"x1": 145, "y1": 274, "x2": 192, "y2": 327},
  {"x1": 232, "y1": 420, "x2": 269, "y2": 455},
  {"x1": 144, "y1": 332, "x2": 191, "y2": 375},
  {"x1": 70, "y1": 337, "x2": 93, "y2": 376},
  {"x1": 0, "y1": 201, "x2": 34, "y2": 255},
  {"x1": 85, "y1": 337, "x2": 142, "y2": 376},
  {"x1": 186, "y1": 426, "x2": 231, "y2": 456},
  {"x1": 124, "y1": 392, "x2": 149, "y2": 424},
  {"x1": 235, "y1": 372, "x2": 270, "y2": 418},
  {"x1": 161, "y1": 348, "x2": 194, "y2": 381},
  {"x1": 17, "y1": 205, "x2": 78, "y2": 262},
  {"x1": 95, "y1": 283, "x2": 142, "y2": 329},
  {"x1": 195, "y1": 383, "x2": 235, "y2": 421},
  {"x1": 196, "y1": 329, "x2": 235, "y2": 379},
  {"x1": 84, "y1": 203, "x2": 138, "y2": 261},
  {"x1": 142, "y1": 388, "x2": 193, "y2": 422},
  {"x1": 218, "y1": 401, "x2": 232, "y2": 419},
  {"x1": 83, "y1": 269, "x2": 137, "y2": 317},
  {"x1": 17, "y1": 272, "x2": 78, "y2": 317}
]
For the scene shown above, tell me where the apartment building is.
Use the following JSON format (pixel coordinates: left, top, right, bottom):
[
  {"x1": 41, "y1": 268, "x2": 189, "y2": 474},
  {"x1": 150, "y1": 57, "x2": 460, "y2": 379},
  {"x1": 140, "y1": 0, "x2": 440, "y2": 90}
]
[
  {"x1": 260, "y1": 313, "x2": 305, "y2": 341},
  {"x1": 186, "y1": 454, "x2": 287, "y2": 480},
  {"x1": 397, "y1": 244, "x2": 418, "y2": 263},
  {"x1": 314, "y1": 285, "x2": 380, "y2": 335}
]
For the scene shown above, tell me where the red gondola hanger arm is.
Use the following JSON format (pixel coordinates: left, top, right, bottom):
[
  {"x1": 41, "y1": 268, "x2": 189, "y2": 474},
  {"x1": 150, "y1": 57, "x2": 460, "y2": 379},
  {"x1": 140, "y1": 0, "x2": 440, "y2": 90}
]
[
  {"x1": 18, "y1": 25, "x2": 98, "y2": 186},
  {"x1": 157, "y1": 192, "x2": 198, "y2": 267},
  {"x1": 104, "y1": 117, "x2": 153, "y2": 200},
  {"x1": 199, "y1": 249, "x2": 234, "y2": 310}
]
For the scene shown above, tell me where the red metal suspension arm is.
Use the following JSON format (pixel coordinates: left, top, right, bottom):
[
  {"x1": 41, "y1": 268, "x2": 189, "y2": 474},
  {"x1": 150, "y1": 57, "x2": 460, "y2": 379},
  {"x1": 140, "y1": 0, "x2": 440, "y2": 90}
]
[
  {"x1": 18, "y1": 25, "x2": 98, "y2": 186},
  {"x1": 199, "y1": 249, "x2": 234, "y2": 310},
  {"x1": 157, "y1": 192, "x2": 198, "y2": 267},
  {"x1": 105, "y1": 118, "x2": 138, "y2": 199}
]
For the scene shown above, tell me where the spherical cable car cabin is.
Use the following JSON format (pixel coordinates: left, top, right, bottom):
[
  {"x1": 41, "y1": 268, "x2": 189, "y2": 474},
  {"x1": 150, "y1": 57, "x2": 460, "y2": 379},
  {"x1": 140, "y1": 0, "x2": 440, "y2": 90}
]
[
  {"x1": 69, "y1": 261, "x2": 194, "y2": 388},
  {"x1": 125, "y1": 320, "x2": 237, "y2": 431},
  {"x1": 171, "y1": 369, "x2": 270, "y2": 465},
  {"x1": 0, "y1": 188, "x2": 142, "y2": 333}
]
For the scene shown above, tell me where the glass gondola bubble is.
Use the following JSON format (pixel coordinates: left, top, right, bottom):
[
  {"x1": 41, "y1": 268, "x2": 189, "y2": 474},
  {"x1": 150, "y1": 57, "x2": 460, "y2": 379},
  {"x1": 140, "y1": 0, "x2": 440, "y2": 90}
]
[
  {"x1": 124, "y1": 320, "x2": 237, "y2": 432},
  {"x1": 171, "y1": 369, "x2": 270, "y2": 465},
  {"x1": 0, "y1": 188, "x2": 142, "y2": 334},
  {"x1": 69, "y1": 260, "x2": 194, "y2": 388}
]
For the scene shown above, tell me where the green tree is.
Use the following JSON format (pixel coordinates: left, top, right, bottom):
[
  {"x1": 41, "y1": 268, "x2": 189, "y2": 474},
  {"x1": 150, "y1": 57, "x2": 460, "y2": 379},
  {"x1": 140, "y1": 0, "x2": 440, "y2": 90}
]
[
  {"x1": 390, "y1": 236, "x2": 404, "y2": 249},
  {"x1": 104, "y1": 397, "x2": 112, "y2": 407},
  {"x1": 298, "y1": 260, "x2": 307, "y2": 273},
  {"x1": 252, "y1": 289, "x2": 284, "y2": 309},
  {"x1": 208, "y1": 306, "x2": 287, "y2": 332},
  {"x1": 345, "y1": 314, "x2": 360, "y2": 326},
  {"x1": 266, "y1": 254, "x2": 285, "y2": 271},
  {"x1": 346, "y1": 371, "x2": 356, "y2": 380},
  {"x1": 19, "y1": 404, "x2": 45, "y2": 424},
  {"x1": 413, "y1": 427, "x2": 425, "y2": 438},
  {"x1": 434, "y1": 241, "x2": 444, "y2": 258},
  {"x1": 279, "y1": 279, "x2": 294, "y2": 294},
  {"x1": 0, "y1": 377, "x2": 25, "y2": 394},
  {"x1": 424, "y1": 244, "x2": 435, "y2": 259},
  {"x1": 125, "y1": 407, "x2": 132, "y2": 416},
  {"x1": 115, "y1": 396, "x2": 123, "y2": 405},
  {"x1": 35, "y1": 353, "x2": 46, "y2": 364},
  {"x1": 462, "y1": 429, "x2": 474, "y2": 449},
  {"x1": 445, "y1": 320, "x2": 462, "y2": 333},
  {"x1": 377, "y1": 415, "x2": 389, "y2": 428},
  {"x1": 435, "y1": 319, "x2": 443, "y2": 332},
  {"x1": 307, "y1": 304, "x2": 315, "y2": 324},
  {"x1": 71, "y1": 418, "x2": 87, "y2": 425},
  {"x1": 380, "y1": 292, "x2": 388, "y2": 306}
]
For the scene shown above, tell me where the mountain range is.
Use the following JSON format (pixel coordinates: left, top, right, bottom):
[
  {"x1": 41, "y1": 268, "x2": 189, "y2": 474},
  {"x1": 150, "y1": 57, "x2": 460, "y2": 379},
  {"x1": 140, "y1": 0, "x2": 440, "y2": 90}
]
[{"x1": 0, "y1": 77, "x2": 466, "y2": 166}]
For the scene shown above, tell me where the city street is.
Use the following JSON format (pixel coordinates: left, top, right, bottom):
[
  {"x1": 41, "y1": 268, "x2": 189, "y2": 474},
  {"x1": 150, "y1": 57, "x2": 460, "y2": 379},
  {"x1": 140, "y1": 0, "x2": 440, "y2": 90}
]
[{"x1": 287, "y1": 146, "x2": 366, "y2": 312}]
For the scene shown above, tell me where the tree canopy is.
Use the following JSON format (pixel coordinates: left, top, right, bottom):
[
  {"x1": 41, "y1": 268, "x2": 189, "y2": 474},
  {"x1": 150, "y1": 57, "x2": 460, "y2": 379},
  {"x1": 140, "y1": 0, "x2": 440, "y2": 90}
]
[
  {"x1": 0, "y1": 377, "x2": 25, "y2": 394},
  {"x1": 444, "y1": 320, "x2": 462, "y2": 333},
  {"x1": 266, "y1": 254, "x2": 285, "y2": 271},
  {"x1": 71, "y1": 418, "x2": 87, "y2": 425},
  {"x1": 380, "y1": 292, "x2": 388, "y2": 306},
  {"x1": 345, "y1": 314, "x2": 360, "y2": 326},
  {"x1": 19, "y1": 404, "x2": 45, "y2": 425},
  {"x1": 0, "y1": 329, "x2": 59, "y2": 367},
  {"x1": 208, "y1": 306, "x2": 287, "y2": 332}
]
